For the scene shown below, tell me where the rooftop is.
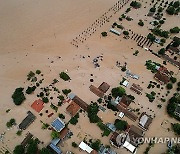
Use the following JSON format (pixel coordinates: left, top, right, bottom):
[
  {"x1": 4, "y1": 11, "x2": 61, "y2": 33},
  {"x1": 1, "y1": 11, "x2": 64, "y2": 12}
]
[
  {"x1": 72, "y1": 96, "x2": 89, "y2": 111},
  {"x1": 31, "y1": 99, "x2": 44, "y2": 113},
  {"x1": 89, "y1": 85, "x2": 104, "y2": 98},
  {"x1": 79, "y1": 141, "x2": 93, "y2": 153},
  {"x1": 130, "y1": 83, "x2": 143, "y2": 95},
  {"x1": 139, "y1": 112, "x2": 153, "y2": 130},
  {"x1": 19, "y1": 111, "x2": 36, "y2": 130},
  {"x1": 119, "y1": 95, "x2": 132, "y2": 108},
  {"x1": 66, "y1": 101, "x2": 80, "y2": 117},
  {"x1": 51, "y1": 118, "x2": 65, "y2": 132},
  {"x1": 98, "y1": 82, "x2": 110, "y2": 93}
]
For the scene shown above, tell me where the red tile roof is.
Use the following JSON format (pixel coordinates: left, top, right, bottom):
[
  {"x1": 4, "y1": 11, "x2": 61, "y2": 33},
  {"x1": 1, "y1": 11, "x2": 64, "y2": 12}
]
[
  {"x1": 31, "y1": 99, "x2": 44, "y2": 113},
  {"x1": 66, "y1": 101, "x2": 80, "y2": 117},
  {"x1": 89, "y1": 85, "x2": 104, "y2": 98}
]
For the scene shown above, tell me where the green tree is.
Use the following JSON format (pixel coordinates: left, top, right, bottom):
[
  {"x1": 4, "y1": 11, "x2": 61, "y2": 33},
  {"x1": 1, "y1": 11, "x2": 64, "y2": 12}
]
[
  {"x1": 13, "y1": 145, "x2": 25, "y2": 154},
  {"x1": 51, "y1": 131, "x2": 59, "y2": 139},
  {"x1": 27, "y1": 139, "x2": 38, "y2": 154},
  {"x1": 166, "y1": 6, "x2": 175, "y2": 15},
  {"x1": 170, "y1": 77, "x2": 177, "y2": 83},
  {"x1": 42, "y1": 97, "x2": 49, "y2": 103},
  {"x1": 150, "y1": 7, "x2": 156, "y2": 12},
  {"x1": 72, "y1": 142, "x2": 78, "y2": 148},
  {"x1": 172, "y1": 123, "x2": 180, "y2": 135},
  {"x1": 123, "y1": 31, "x2": 129, "y2": 35},
  {"x1": 114, "y1": 119, "x2": 128, "y2": 131},
  {"x1": 147, "y1": 33, "x2": 156, "y2": 42},
  {"x1": 87, "y1": 103, "x2": 100, "y2": 123},
  {"x1": 62, "y1": 89, "x2": 71, "y2": 95},
  {"x1": 12, "y1": 88, "x2": 26, "y2": 105},
  {"x1": 166, "y1": 83, "x2": 173, "y2": 89},
  {"x1": 59, "y1": 72, "x2": 70, "y2": 81},
  {"x1": 40, "y1": 148, "x2": 51, "y2": 154},
  {"x1": 36, "y1": 70, "x2": 41, "y2": 74},
  {"x1": 26, "y1": 86, "x2": 36, "y2": 94},
  {"x1": 91, "y1": 139, "x2": 101, "y2": 151},
  {"x1": 111, "y1": 86, "x2": 126, "y2": 98},
  {"x1": 158, "y1": 48, "x2": 165, "y2": 55},
  {"x1": 170, "y1": 27, "x2": 180, "y2": 33},
  {"x1": 101, "y1": 32, "x2": 107, "y2": 37},
  {"x1": 138, "y1": 20, "x2": 144, "y2": 26}
]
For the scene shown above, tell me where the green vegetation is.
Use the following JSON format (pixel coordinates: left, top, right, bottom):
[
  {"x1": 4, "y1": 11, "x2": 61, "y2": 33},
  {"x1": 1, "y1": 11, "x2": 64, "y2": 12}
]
[
  {"x1": 166, "y1": 83, "x2": 173, "y2": 90},
  {"x1": 69, "y1": 113, "x2": 79, "y2": 125},
  {"x1": 170, "y1": 26, "x2": 180, "y2": 33},
  {"x1": 50, "y1": 103, "x2": 58, "y2": 112},
  {"x1": 145, "y1": 60, "x2": 160, "y2": 73},
  {"x1": 138, "y1": 20, "x2": 144, "y2": 26},
  {"x1": 97, "y1": 122, "x2": 111, "y2": 137},
  {"x1": 42, "y1": 97, "x2": 49, "y2": 103},
  {"x1": 16, "y1": 130, "x2": 22, "y2": 136},
  {"x1": 62, "y1": 89, "x2": 71, "y2": 95},
  {"x1": 146, "y1": 92, "x2": 156, "y2": 102},
  {"x1": 123, "y1": 31, "x2": 129, "y2": 36},
  {"x1": 114, "y1": 119, "x2": 128, "y2": 131},
  {"x1": 6, "y1": 118, "x2": 16, "y2": 128},
  {"x1": 42, "y1": 123, "x2": 49, "y2": 129},
  {"x1": 13, "y1": 145, "x2": 25, "y2": 154},
  {"x1": 59, "y1": 72, "x2": 70, "y2": 81},
  {"x1": 51, "y1": 131, "x2": 59, "y2": 139},
  {"x1": 151, "y1": 28, "x2": 169, "y2": 38},
  {"x1": 167, "y1": 93, "x2": 180, "y2": 121},
  {"x1": 111, "y1": 86, "x2": 126, "y2": 98},
  {"x1": 117, "y1": 24, "x2": 124, "y2": 30},
  {"x1": 12, "y1": 88, "x2": 26, "y2": 105},
  {"x1": 27, "y1": 139, "x2": 39, "y2": 154},
  {"x1": 172, "y1": 123, "x2": 180, "y2": 135},
  {"x1": 26, "y1": 86, "x2": 36, "y2": 94},
  {"x1": 40, "y1": 148, "x2": 51, "y2": 154},
  {"x1": 101, "y1": 32, "x2": 107, "y2": 37},
  {"x1": 166, "y1": 144, "x2": 180, "y2": 154},
  {"x1": 144, "y1": 141, "x2": 155, "y2": 154},
  {"x1": 27, "y1": 71, "x2": 35, "y2": 80},
  {"x1": 91, "y1": 139, "x2": 101, "y2": 151},
  {"x1": 87, "y1": 103, "x2": 100, "y2": 123},
  {"x1": 172, "y1": 37, "x2": 180, "y2": 47},
  {"x1": 36, "y1": 70, "x2": 41, "y2": 75},
  {"x1": 158, "y1": 48, "x2": 165, "y2": 55},
  {"x1": 130, "y1": 1, "x2": 141, "y2": 8},
  {"x1": 133, "y1": 50, "x2": 139, "y2": 56},
  {"x1": 147, "y1": 33, "x2": 156, "y2": 42},
  {"x1": 58, "y1": 113, "x2": 65, "y2": 119},
  {"x1": 72, "y1": 142, "x2": 78, "y2": 148},
  {"x1": 149, "y1": 7, "x2": 156, "y2": 12},
  {"x1": 170, "y1": 77, "x2": 177, "y2": 83}
]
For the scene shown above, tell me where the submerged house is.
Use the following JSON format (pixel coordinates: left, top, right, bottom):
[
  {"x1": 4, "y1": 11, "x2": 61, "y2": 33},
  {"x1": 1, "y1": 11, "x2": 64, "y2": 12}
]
[
  {"x1": 19, "y1": 111, "x2": 36, "y2": 130},
  {"x1": 138, "y1": 112, "x2": 153, "y2": 131}
]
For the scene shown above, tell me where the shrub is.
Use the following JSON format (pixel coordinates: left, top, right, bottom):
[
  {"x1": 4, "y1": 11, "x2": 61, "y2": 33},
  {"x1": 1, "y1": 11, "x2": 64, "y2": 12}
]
[
  {"x1": 72, "y1": 142, "x2": 78, "y2": 148},
  {"x1": 16, "y1": 130, "x2": 22, "y2": 136},
  {"x1": 138, "y1": 20, "x2": 144, "y2": 26},
  {"x1": 172, "y1": 123, "x2": 180, "y2": 135},
  {"x1": 147, "y1": 33, "x2": 156, "y2": 42},
  {"x1": 62, "y1": 89, "x2": 71, "y2": 95},
  {"x1": 166, "y1": 83, "x2": 173, "y2": 89},
  {"x1": 130, "y1": 1, "x2": 141, "y2": 8},
  {"x1": 26, "y1": 86, "x2": 36, "y2": 94},
  {"x1": 12, "y1": 88, "x2": 26, "y2": 105},
  {"x1": 150, "y1": 7, "x2": 156, "y2": 12},
  {"x1": 117, "y1": 24, "x2": 124, "y2": 29},
  {"x1": 123, "y1": 31, "x2": 129, "y2": 35},
  {"x1": 42, "y1": 97, "x2": 49, "y2": 103},
  {"x1": 158, "y1": 48, "x2": 165, "y2": 55},
  {"x1": 51, "y1": 131, "x2": 59, "y2": 139},
  {"x1": 36, "y1": 70, "x2": 41, "y2": 74},
  {"x1": 59, "y1": 113, "x2": 65, "y2": 119},
  {"x1": 101, "y1": 32, "x2": 107, "y2": 37},
  {"x1": 59, "y1": 72, "x2": 70, "y2": 81},
  {"x1": 170, "y1": 27, "x2": 180, "y2": 33},
  {"x1": 170, "y1": 77, "x2": 177, "y2": 83}
]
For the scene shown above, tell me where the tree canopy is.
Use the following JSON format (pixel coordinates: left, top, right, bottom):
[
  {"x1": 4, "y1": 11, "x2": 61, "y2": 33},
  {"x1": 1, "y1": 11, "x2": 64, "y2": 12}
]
[
  {"x1": 13, "y1": 145, "x2": 25, "y2": 154},
  {"x1": 114, "y1": 119, "x2": 128, "y2": 131},
  {"x1": 111, "y1": 86, "x2": 126, "y2": 98},
  {"x1": 12, "y1": 88, "x2": 26, "y2": 105}
]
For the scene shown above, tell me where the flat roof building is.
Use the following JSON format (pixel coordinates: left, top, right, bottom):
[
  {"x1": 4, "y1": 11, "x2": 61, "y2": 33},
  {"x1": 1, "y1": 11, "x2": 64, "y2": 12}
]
[{"x1": 51, "y1": 118, "x2": 65, "y2": 132}]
